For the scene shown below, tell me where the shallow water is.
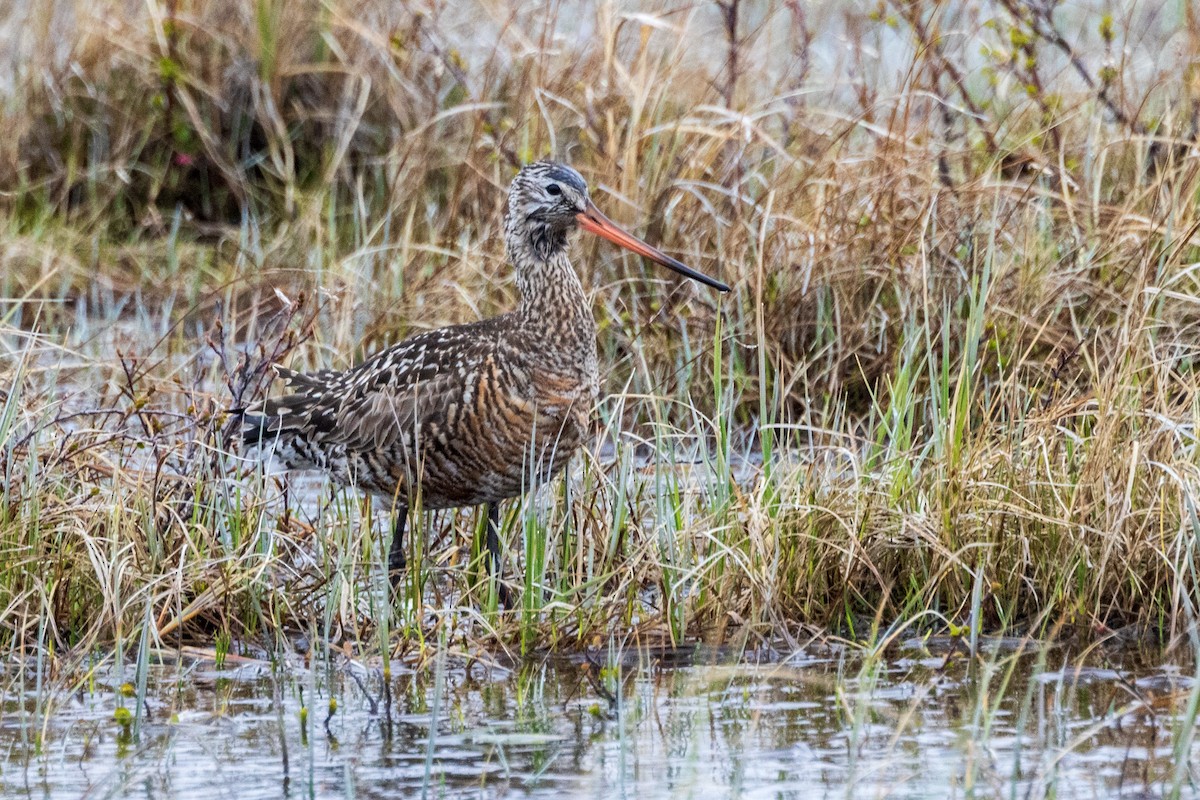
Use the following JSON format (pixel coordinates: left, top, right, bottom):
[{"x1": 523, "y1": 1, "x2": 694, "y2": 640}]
[{"x1": 0, "y1": 638, "x2": 1196, "y2": 799}]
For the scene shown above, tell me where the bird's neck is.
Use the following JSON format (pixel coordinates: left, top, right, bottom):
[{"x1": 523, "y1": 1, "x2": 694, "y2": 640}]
[{"x1": 507, "y1": 227, "x2": 598, "y2": 365}]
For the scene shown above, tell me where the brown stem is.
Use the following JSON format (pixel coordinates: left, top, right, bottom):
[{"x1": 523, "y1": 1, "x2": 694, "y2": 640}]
[{"x1": 717, "y1": 0, "x2": 742, "y2": 108}]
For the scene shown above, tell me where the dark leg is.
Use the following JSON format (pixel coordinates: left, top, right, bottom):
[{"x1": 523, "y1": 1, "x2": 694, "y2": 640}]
[
  {"x1": 484, "y1": 503, "x2": 512, "y2": 608},
  {"x1": 388, "y1": 510, "x2": 407, "y2": 590}
]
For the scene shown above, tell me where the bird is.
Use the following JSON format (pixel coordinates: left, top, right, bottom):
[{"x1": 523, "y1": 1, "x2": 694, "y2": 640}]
[{"x1": 241, "y1": 160, "x2": 729, "y2": 607}]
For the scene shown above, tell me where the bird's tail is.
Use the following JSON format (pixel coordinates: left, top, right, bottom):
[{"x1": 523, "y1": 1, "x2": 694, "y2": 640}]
[{"x1": 237, "y1": 366, "x2": 335, "y2": 462}]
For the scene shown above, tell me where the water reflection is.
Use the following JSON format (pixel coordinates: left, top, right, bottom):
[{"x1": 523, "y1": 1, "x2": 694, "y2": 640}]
[{"x1": 0, "y1": 639, "x2": 1195, "y2": 799}]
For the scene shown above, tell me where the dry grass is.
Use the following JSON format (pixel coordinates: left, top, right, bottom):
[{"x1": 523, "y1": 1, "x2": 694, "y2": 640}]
[{"x1": 3, "y1": 0, "x2": 1200, "y2": 660}]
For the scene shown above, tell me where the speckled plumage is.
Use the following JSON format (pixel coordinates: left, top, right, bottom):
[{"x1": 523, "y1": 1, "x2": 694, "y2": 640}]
[{"x1": 242, "y1": 161, "x2": 727, "y2": 603}]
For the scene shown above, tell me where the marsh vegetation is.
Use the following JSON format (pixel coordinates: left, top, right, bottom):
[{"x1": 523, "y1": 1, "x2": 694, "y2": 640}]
[{"x1": 3, "y1": 0, "x2": 1200, "y2": 794}]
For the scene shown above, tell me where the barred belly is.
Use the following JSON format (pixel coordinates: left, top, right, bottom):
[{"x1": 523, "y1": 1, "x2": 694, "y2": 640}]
[{"x1": 330, "y1": 384, "x2": 593, "y2": 510}]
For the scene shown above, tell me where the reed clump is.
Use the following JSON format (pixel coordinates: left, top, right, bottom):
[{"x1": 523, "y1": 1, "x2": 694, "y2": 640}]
[{"x1": 2, "y1": 0, "x2": 1200, "y2": 656}]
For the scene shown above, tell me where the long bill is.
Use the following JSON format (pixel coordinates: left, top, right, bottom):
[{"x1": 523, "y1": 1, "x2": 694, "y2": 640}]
[{"x1": 577, "y1": 201, "x2": 730, "y2": 293}]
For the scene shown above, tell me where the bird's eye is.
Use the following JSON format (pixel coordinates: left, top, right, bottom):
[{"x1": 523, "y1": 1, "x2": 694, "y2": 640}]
[{"x1": 546, "y1": 184, "x2": 562, "y2": 196}]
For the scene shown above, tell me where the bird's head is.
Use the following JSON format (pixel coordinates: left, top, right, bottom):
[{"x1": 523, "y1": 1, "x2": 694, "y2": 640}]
[
  {"x1": 506, "y1": 160, "x2": 729, "y2": 293},
  {"x1": 508, "y1": 160, "x2": 590, "y2": 238}
]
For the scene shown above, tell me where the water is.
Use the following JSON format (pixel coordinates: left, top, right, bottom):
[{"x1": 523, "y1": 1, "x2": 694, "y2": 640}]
[{"x1": 1, "y1": 638, "x2": 1195, "y2": 799}]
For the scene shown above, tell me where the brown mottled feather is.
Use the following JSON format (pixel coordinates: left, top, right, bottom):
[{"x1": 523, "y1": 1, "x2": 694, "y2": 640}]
[{"x1": 243, "y1": 163, "x2": 604, "y2": 514}]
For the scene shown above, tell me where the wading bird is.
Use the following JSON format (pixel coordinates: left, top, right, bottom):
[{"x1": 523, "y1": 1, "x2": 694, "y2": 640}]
[{"x1": 242, "y1": 161, "x2": 729, "y2": 606}]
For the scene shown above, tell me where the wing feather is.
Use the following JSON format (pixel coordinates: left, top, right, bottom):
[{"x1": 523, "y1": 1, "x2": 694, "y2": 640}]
[
  {"x1": 325, "y1": 370, "x2": 460, "y2": 452},
  {"x1": 244, "y1": 315, "x2": 507, "y2": 456}
]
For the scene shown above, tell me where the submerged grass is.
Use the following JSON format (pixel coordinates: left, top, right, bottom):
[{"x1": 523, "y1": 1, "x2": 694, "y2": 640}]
[
  {"x1": 1, "y1": 0, "x2": 1200, "y2": 666},
  {"x1": 5, "y1": 635, "x2": 1197, "y2": 798}
]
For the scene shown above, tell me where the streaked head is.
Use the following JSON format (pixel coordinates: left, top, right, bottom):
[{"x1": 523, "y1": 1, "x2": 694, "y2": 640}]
[
  {"x1": 507, "y1": 160, "x2": 730, "y2": 293},
  {"x1": 508, "y1": 161, "x2": 590, "y2": 232}
]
